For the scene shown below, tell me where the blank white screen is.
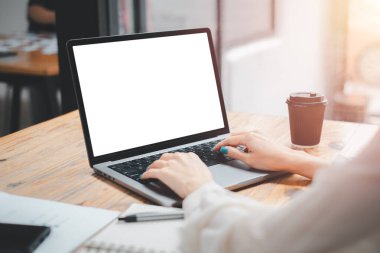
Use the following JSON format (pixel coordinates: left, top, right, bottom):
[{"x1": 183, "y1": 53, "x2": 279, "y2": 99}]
[{"x1": 73, "y1": 33, "x2": 225, "y2": 157}]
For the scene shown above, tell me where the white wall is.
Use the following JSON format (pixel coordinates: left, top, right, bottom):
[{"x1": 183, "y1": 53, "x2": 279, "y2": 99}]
[
  {"x1": 222, "y1": 0, "x2": 330, "y2": 116},
  {"x1": 0, "y1": 0, "x2": 28, "y2": 34},
  {"x1": 146, "y1": 0, "x2": 218, "y2": 46}
]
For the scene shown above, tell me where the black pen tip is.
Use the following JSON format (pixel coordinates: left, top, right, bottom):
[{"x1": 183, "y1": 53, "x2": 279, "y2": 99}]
[{"x1": 118, "y1": 216, "x2": 137, "y2": 222}]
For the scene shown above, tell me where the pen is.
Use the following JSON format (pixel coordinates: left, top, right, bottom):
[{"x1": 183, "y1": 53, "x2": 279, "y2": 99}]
[{"x1": 118, "y1": 212, "x2": 184, "y2": 222}]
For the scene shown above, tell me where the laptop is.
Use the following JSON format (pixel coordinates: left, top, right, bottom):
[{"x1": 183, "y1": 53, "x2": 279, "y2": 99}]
[{"x1": 66, "y1": 28, "x2": 283, "y2": 207}]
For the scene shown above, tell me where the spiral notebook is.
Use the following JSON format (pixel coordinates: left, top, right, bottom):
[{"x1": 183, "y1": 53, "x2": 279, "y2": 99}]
[{"x1": 78, "y1": 203, "x2": 184, "y2": 253}]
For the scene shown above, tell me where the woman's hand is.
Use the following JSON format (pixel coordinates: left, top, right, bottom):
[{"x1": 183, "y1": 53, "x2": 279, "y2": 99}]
[
  {"x1": 141, "y1": 152, "x2": 213, "y2": 198},
  {"x1": 213, "y1": 132, "x2": 329, "y2": 178},
  {"x1": 213, "y1": 132, "x2": 294, "y2": 171},
  {"x1": 140, "y1": 132, "x2": 329, "y2": 198}
]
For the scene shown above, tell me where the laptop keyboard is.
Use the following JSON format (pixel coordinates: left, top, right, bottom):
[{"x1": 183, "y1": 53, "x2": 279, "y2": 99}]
[{"x1": 108, "y1": 140, "x2": 232, "y2": 183}]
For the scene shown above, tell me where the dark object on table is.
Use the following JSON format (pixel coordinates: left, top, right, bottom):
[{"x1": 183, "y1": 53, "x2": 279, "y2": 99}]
[
  {"x1": 0, "y1": 223, "x2": 51, "y2": 253},
  {"x1": 0, "y1": 51, "x2": 17, "y2": 58}
]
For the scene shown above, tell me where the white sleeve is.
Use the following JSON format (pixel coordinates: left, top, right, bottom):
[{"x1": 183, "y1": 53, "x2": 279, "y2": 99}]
[{"x1": 181, "y1": 161, "x2": 380, "y2": 253}]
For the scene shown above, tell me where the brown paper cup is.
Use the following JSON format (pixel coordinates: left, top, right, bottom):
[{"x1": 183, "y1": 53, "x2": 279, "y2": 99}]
[{"x1": 287, "y1": 92, "x2": 327, "y2": 148}]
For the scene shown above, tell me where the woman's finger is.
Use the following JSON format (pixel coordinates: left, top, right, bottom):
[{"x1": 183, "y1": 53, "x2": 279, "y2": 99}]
[
  {"x1": 219, "y1": 146, "x2": 250, "y2": 163},
  {"x1": 160, "y1": 152, "x2": 175, "y2": 161},
  {"x1": 213, "y1": 135, "x2": 248, "y2": 151},
  {"x1": 148, "y1": 159, "x2": 167, "y2": 169},
  {"x1": 141, "y1": 167, "x2": 164, "y2": 180}
]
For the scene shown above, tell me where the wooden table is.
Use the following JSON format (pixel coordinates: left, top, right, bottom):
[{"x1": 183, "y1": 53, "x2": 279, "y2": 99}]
[
  {"x1": 0, "y1": 51, "x2": 58, "y2": 76},
  {"x1": 0, "y1": 35, "x2": 60, "y2": 133},
  {"x1": 0, "y1": 111, "x2": 378, "y2": 211}
]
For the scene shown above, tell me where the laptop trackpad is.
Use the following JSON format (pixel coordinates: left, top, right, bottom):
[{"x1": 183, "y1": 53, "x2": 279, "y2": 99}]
[{"x1": 209, "y1": 160, "x2": 269, "y2": 188}]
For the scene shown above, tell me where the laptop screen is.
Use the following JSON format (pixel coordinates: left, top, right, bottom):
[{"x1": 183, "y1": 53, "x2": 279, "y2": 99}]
[{"x1": 72, "y1": 32, "x2": 225, "y2": 157}]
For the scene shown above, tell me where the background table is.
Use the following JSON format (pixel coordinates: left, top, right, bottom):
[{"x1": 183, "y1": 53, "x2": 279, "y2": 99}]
[
  {"x1": 0, "y1": 111, "x2": 378, "y2": 211},
  {"x1": 0, "y1": 34, "x2": 59, "y2": 133}
]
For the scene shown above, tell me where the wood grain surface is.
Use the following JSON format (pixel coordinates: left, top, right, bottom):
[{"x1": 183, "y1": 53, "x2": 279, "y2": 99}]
[
  {"x1": 0, "y1": 111, "x2": 377, "y2": 211},
  {"x1": 0, "y1": 51, "x2": 58, "y2": 76}
]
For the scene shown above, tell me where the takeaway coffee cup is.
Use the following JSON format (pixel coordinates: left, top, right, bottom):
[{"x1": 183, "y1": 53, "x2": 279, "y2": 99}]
[{"x1": 286, "y1": 92, "x2": 327, "y2": 148}]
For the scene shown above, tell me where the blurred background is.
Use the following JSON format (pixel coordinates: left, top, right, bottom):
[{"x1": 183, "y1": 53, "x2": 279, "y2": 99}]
[{"x1": 0, "y1": 0, "x2": 379, "y2": 137}]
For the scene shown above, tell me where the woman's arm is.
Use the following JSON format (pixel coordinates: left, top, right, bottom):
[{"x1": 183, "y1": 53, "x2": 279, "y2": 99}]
[
  {"x1": 181, "y1": 160, "x2": 380, "y2": 253},
  {"x1": 28, "y1": 5, "x2": 55, "y2": 24}
]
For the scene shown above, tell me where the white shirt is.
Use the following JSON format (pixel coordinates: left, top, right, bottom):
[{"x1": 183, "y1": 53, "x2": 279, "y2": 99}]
[{"x1": 181, "y1": 132, "x2": 380, "y2": 253}]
